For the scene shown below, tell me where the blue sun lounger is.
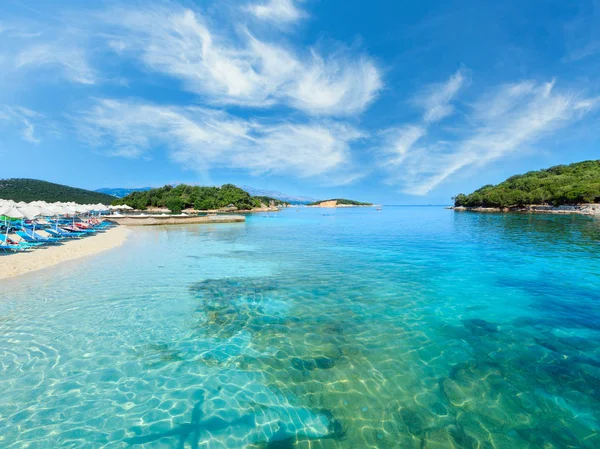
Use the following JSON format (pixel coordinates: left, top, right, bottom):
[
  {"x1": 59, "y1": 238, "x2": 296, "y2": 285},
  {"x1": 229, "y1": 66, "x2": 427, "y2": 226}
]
[
  {"x1": 16, "y1": 231, "x2": 61, "y2": 244},
  {"x1": 26, "y1": 229, "x2": 65, "y2": 241},
  {"x1": 46, "y1": 228, "x2": 84, "y2": 239},
  {"x1": 0, "y1": 243, "x2": 26, "y2": 252},
  {"x1": 63, "y1": 226, "x2": 95, "y2": 234},
  {"x1": 0, "y1": 235, "x2": 33, "y2": 251}
]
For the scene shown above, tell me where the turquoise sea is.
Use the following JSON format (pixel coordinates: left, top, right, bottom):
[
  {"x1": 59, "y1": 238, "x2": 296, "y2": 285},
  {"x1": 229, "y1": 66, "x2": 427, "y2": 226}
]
[{"x1": 1, "y1": 207, "x2": 599, "y2": 448}]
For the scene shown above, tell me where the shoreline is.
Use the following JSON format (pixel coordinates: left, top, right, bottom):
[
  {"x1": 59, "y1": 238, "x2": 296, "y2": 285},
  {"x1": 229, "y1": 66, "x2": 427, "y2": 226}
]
[
  {"x1": 451, "y1": 204, "x2": 600, "y2": 215},
  {"x1": 106, "y1": 214, "x2": 245, "y2": 226},
  {"x1": 0, "y1": 226, "x2": 131, "y2": 280}
]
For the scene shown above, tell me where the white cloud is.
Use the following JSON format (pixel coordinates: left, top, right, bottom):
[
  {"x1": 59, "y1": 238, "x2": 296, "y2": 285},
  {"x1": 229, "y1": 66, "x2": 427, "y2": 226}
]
[
  {"x1": 247, "y1": 0, "x2": 306, "y2": 23},
  {"x1": 79, "y1": 99, "x2": 362, "y2": 180},
  {"x1": 0, "y1": 106, "x2": 42, "y2": 144},
  {"x1": 101, "y1": 6, "x2": 381, "y2": 115},
  {"x1": 382, "y1": 77, "x2": 599, "y2": 195},
  {"x1": 379, "y1": 70, "x2": 463, "y2": 180},
  {"x1": 380, "y1": 125, "x2": 426, "y2": 167},
  {"x1": 417, "y1": 69, "x2": 467, "y2": 123},
  {"x1": 0, "y1": 19, "x2": 96, "y2": 86},
  {"x1": 16, "y1": 43, "x2": 96, "y2": 85}
]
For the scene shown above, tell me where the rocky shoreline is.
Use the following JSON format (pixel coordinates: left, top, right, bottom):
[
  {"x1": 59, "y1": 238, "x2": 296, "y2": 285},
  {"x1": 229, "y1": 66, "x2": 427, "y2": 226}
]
[{"x1": 451, "y1": 204, "x2": 600, "y2": 215}]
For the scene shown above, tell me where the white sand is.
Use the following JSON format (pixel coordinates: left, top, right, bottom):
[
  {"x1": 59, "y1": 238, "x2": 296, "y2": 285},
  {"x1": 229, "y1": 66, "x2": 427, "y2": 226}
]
[{"x1": 0, "y1": 226, "x2": 131, "y2": 280}]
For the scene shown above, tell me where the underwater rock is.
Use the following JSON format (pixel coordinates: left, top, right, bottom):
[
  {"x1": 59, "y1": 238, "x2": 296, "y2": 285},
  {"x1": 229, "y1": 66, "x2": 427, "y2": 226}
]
[
  {"x1": 314, "y1": 357, "x2": 335, "y2": 369},
  {"x1": 189, "y1": 277, "x2": 279, "y2": 298},
  {"x1": 439, "y1": 378, "x2": 469, "y2": 407},
  {"x1": 291, "y1": 356, "x2": 335, "y2": 371},
  {"x1": 462, "y1": 319, "x2": 499, "y2": 337},
  {"x1": 398, "y1": 407, "x2": 429, "y2": 435},
  {"x1": 421, "y1": 427, "x2": 455, "y2": 449},
  {"x1": 291, "y1": 358, "x2": 317, "y2": 371},
  {"x1": 447, "y1": 423, "x2": 480, "y2": 449}
]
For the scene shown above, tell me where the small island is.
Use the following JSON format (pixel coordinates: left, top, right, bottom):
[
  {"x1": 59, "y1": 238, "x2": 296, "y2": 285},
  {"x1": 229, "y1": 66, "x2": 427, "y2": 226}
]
[
  {"x1": 306, "y1": 199, "x2": 374, "y2": 208},
  {"x1": 112, "y1": 184, "x2": 288, "y2": 213},
  {"x1": 452, "y1": 160, "x2": 600, "y2": 215}
]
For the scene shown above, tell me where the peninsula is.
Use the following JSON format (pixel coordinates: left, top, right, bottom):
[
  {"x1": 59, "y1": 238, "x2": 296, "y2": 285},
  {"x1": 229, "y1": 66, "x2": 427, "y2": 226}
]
[{"x1": 453, "y1": 160, "x2": 600, "y2": 215}]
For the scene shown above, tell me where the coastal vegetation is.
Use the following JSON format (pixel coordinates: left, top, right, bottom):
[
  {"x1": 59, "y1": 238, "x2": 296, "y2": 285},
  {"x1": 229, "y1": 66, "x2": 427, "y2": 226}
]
[
  {"x1": 307, "y1": 198, "x2": 373, "y2": 206},
  {"x1": 112, "y1": 184, "x2": 280, "y2": 212},
  {"x1": 0, "y1": 178, "x2": 116, "y2": 204},
  {"x1": 251, "y1": 196, "x2": 290, "y2": 207},
  {"x1": 454, "y1": 160, "x2": 600, "y2": 208}
]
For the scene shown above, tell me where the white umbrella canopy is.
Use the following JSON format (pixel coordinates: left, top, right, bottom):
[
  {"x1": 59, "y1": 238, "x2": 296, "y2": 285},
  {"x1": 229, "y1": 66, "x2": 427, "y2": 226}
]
[
  {"x1": 71, "y1": 204, "x2": 88, "y2": 213},
  {"x1": 36, "y1": 205, "x2": 56, "y2": 216},
  {"x1": 15, "y1": 206, "x2": 40, "y2": 220},
  {"x1": 0, "y1": 206, "x2": 25, "y2": 219}
]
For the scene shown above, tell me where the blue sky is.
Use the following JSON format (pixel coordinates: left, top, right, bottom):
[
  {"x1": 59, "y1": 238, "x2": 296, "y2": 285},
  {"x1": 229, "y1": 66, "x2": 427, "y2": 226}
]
[{"x1": 0, "y1": 0, "x2": 599, "y2": 204}]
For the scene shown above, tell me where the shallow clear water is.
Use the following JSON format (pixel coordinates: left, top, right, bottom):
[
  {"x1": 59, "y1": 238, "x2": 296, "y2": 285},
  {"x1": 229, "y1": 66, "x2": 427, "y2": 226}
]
[{"x1": 1, "y1": 207, "x2": 600, "y2": 448}]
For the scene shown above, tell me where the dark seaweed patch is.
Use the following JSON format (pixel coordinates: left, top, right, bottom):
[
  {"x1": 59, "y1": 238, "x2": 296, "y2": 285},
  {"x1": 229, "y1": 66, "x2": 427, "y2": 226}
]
[{"x1": 462, "y1": 319, "x2": 499, "y2": 337}]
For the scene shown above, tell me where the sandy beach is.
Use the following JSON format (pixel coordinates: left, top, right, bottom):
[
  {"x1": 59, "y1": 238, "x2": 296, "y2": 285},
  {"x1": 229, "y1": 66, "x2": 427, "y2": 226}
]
[{"x1": 0, "y1": 226, "x2": 131, "y2": 280}]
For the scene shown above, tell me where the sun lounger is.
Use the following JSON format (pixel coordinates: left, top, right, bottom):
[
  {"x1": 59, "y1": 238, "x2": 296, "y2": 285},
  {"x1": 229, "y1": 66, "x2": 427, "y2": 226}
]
[
  {"x1": 63, "y1": 226, "x2": 95, "y2": 234},
  {"x1": 29, "y1": 229, "x2": 64, "y2": 241},
  {"x1": 0, "y1": 235, "x2": 32, "y2": 251},
  {"x1": 0, "y1": 243, "x2": 27, "y2": 252},
  {"x1": 16, "y1": 231, "x2": 60, "y2": 244},
  {"x1": 46, "y1": 228, "x2": 84, "y2": 238}
]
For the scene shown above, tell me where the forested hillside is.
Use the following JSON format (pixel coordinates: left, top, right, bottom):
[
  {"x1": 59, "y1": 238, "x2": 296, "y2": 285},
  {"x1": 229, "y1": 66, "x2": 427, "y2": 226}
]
[
  {"x1": 0, "y1": 178, "x2": 115, "y2": 203},
  {"x1": 112, "y1": 184, "x2": 279, "y2": 212},
  {"x1": 454, "y1": 160, "x2": 600, "y2": 207}
]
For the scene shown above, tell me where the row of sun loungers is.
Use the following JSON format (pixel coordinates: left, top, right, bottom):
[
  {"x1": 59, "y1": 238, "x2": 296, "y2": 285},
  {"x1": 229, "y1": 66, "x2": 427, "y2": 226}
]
[{"x1": 0, "y1": 219, "x2": 115, "y2": 253}]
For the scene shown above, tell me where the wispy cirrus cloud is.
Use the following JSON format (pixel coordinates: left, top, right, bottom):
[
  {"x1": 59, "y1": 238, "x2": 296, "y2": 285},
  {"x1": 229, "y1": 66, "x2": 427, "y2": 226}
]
[
  {"x1": 15, "y1": 43, "x2": 96, "y2": 85},
  {"x1": 79, "y1": 99, "x2": 363, "y2": 180},
  {"x1": 0, "y1": 20, "x2": 96, "y2": 85},
  {"x1": 247, "y1": 0, "x2": 307, "y2": 23},
  {"x1": 100, "y1": 6, "x2": 381, "y2": 115},
  {"x1": 0, "y1": 106, "x2": 42, "y2": 143},
  {"x1": 379, "y1": 69, "x2": 467, "y2": 172},
  {"x1": 418, "y1": 69, "x2": 468, "y2": 123},
  {"x1": 381, "y1": 75, "x2": 599, "y2": 195}
]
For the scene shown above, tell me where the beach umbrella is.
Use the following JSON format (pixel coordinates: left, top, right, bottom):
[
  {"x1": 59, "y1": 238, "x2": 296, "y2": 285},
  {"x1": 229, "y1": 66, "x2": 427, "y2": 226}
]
[
  {"x1": 16, "y1": 206, "x2": 40, "y2": 220},
  {"x1": 1, "y1": 206, "x2": 25, "y2": 219},
  {"x1": 0, "y1": 206, "x2": 25, "y2": 240}
]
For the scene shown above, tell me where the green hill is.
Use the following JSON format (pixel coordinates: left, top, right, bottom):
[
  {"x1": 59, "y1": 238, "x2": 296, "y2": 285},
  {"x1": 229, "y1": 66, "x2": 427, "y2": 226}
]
[
  {"x1": 0, "y1": 178, "x2": 115, "y2": 204},
  {"x1": 454, "y1": 160, "x2": 600, "y2": 208},
  {"x1": 307, "y1": 198, "x2": 373, "y2": 206},
  {"x1": 252, "y1": 196, "x2": 290, "y2": 207},
  {"x1": 113, "y1": 184, "x2": 273, "y2": 212}
]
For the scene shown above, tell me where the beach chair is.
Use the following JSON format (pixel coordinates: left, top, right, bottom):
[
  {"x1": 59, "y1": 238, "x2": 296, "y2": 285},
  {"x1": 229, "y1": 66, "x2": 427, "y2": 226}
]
[
  {"x1": 0, "y1": 243, "x2": 26, "y2": 252},
  {"x1": 46, "y1": 228, "x2": 84, "y2": 239},
  {"x1": 63, "y1": 226, "x2": 95, "y2": 234},
  {"x1": 16, "y1": 231, "x2": 60, "y2": 244},
  {"x1": 0, "y1": 235, "x2": 32, "y2": 251},
  {"x1": 28, "y1": 229, "x2": 64, "y2": 241}
]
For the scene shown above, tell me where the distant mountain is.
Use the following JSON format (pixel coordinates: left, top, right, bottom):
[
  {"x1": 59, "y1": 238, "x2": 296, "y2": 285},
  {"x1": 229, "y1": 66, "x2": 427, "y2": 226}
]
[
  {"x1": 95, "y1": 187, "x2": 152, "y2": 198},
  {"x1": 240, "y1": 186, "x2": 316, "y2": 204},
  {"x1": 0, "y1": 178, "x2": 115, "y2": 204}
]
